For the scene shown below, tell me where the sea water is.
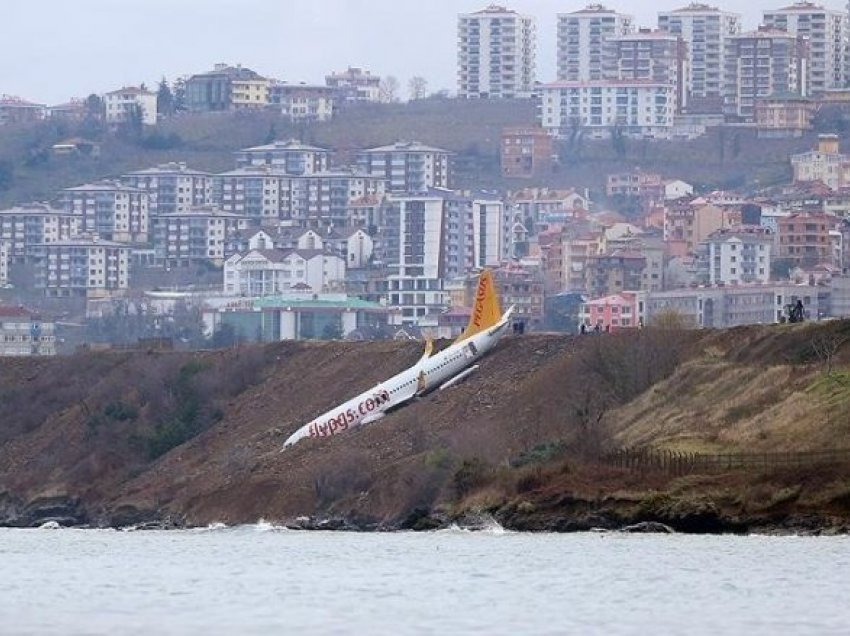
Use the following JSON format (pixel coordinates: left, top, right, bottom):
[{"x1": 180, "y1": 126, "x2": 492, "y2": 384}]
[{"x1": 0, "y1": 525, "x2": 848, "y2": 635}]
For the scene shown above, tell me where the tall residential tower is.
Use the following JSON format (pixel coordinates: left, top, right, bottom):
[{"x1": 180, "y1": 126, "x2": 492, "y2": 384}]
[
  {"x1": 658, "y1": 3, "x2": 742, "y2": 112},
  {"x1": 557, "y1": 4, "x2": 634, "y2": 81},
  {"x1": 763, "y1": 1, "x2": 847, "y2": 94},
  {"x1": 458, "y1": 5, "x2": 537, "y2": 99}
]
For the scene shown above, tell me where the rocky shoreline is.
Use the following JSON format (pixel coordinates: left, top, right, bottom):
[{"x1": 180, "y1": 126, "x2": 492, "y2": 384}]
[{"x1": 2, "y1": 492, "x2": 847, "y2": 536}]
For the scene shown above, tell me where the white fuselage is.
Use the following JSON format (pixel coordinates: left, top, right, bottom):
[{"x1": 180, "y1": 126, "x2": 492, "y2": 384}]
[{"x1": 283, "y1": 309, "x2": 514, "y2": 448}]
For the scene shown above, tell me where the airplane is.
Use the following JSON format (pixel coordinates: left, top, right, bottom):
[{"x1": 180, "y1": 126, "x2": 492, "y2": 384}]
[{"x1": 283, "y1": 269, "x2": 515, "y2": 449}]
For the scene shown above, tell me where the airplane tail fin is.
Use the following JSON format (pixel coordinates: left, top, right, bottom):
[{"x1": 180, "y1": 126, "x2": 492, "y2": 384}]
[{"x1": 456, "y1": 269, "x2": 503, "y2": 343}]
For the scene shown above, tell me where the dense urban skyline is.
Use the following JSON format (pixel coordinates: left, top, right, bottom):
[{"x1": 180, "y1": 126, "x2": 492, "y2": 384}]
[{"x1": 3, "y1": 0, "x2": 846, "y2": 104}]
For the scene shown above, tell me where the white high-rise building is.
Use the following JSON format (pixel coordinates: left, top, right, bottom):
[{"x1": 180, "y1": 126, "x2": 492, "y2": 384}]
[
  {"x1": 558, "y1": 4, "x2": 634, "y2": 82},
  {"x1": 458, "y1": 5, "x2": 537, "y2": 99},
  {"x1": 658, "y1": 3, "x2": 742, "y2": 112},
  {"x1": 763, "y1": 1, "x2": 848, "y2": 94}
]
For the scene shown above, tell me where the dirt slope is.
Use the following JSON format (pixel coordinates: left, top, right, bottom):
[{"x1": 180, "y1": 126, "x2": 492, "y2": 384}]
[{"x1": 1, "y1": 322, "x2": 849, "y2": 531}]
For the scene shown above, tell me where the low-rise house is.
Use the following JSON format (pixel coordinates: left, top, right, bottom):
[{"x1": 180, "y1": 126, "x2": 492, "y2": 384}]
[
  {"x1": 0, "y1": 95, "x2": 45, "y2": 125},
  {"x1": 791, "y1": 134, "x2": 847, "y2": 190},
  {"x1": 755, "y1": 93, "x2": 816, "y2": 138},
  {"x1": 29, "y1": 235, "x2": 130, "y2": 298},
  {"x1": 269, "y1": 82, "x2": 335, "y2": 122},
  {"x1": 0, "y1": 306, "x2": 55, "y2": 356},
  {"x1": 325, "y1": 67, "x2": 381, "y2": 103},
  {"x1": 51, "y1": 138, "x2": 101, "y2": 157},
  {"x1": 223, "y1": 248, "x2": 345, "y2": 296},
  {"x1": 47, "y1": 99, "x2": 87, "y2": 122}
]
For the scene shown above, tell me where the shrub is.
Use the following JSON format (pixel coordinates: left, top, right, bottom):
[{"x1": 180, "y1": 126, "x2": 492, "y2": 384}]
[{"x1": 453, "y1": 458, "x2": 494, "y2": 499}]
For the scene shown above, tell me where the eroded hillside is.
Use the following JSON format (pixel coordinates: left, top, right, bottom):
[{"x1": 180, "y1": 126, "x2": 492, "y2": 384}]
[{"x1": 1, "y1": 321, "x2": 849, "y2": 532}]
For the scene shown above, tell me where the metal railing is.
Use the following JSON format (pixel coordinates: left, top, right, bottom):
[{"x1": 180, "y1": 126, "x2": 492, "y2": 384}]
[{"x1": 603, "y1": 447, "x2": 850, "y2": 475}]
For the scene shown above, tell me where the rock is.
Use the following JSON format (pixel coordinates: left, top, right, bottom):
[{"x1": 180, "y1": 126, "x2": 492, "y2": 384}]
[
  {"x1": 621, "y1": 521, "x2": 675, "y2": 534},
  {"x1": 19, "y1": 496, "x2": 87, "y2": 528},
  {"x1": 0, "y1": 492, "x2": 23, "y2": 527},
  {"x1": 108, "y1": 504, "x2": 159, "y2": 528}
]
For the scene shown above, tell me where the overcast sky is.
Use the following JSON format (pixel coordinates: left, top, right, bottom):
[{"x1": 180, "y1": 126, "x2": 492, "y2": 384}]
[{"x1": 2, "y1": 0, "x2": 848, "y2": 104}]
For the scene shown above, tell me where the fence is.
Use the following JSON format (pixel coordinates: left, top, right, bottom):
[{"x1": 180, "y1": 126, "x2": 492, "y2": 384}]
[{"x1": 603, "y1": 447, "x2": 850, "y2": 476}]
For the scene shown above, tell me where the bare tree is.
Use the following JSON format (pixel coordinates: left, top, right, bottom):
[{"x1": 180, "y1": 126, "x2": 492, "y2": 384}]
[
  {"x1": 379, "y1": 76, "x2": 399, "y2": 103},
  {"x1": 811, "y1": 331, "x2": 849, "y2": 377},
  {"x1": 408, "y1": 76, "x2": 428, "y2": 101}
]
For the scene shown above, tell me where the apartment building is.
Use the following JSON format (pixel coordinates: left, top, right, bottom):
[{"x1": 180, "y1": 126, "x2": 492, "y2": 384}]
[
  {"x1": 778, "y1": 211, "x2": 839, "y2": 266},
  {"x1": 102, "y1": 87, "x2": 157, "y2": 126},
  {"x1": 269, "y1": 82, "x2": 335, "y2": 122},
  {"x1": 724, "y1": 28, "x2": 809, "y2": 121},
  {"x1": 29, "y1": 236, "x2": 130, "y2": 298},
  {"x1": 382, "y1": 195, "x2": 448, "y2": 325},
  {"x1": 223, "y1": 248, "x2": 346, "y2": 296},
  {"x1": 703, "y1": 226, "x2": 773, "y2": 285},
  {"x1": 763, "y1": 1, "x2": 847, "y2": 94},
  {"x1": 325, "y1": 67, "x2": 381, "y2": 102},
  {"x1": 539, "y1": 80, "x2": 676, "y2": 139},
  {"x1": 585, "y1": 250, "x2": 647, "y2": 298},
  {"x1": 493, "y1": 260, "x2": 545, "y2": 328},
  {"x1": 152, "y1": 206, "x2": 248, "y2": 267},
  {"x1": 457, "y1": 5, "x2": 537, "y2": 99},
  {"x1": 234, "y1": 140, "x2": 332, "y2": 174},
  {"x1": 501, "y1": 127, "x2": 554, "y2": 178},
  {"x1": 604, "y1": 30, "x2": 689, "y2": 113},
  {"x1": 658, "y1": 3, "x2": 742, "y2": 113},
  {"x1": 0, "y1": 306, "x2": 55, "y2": 356},
  {"x1": 121, "y1": 163, "x2": 213, "y2": 217},
  {"x1": 664, "y1": 200, "x2": 739, "y2": 254},
  {"x1": 357, "y1": 142, "x2": 451, "y2": 193},
  {"x1": 62, "y1": 182, "x2": 149, "y2": 244},
  {"x1": 230, "y1": 76, "x2": 270, "y2": 110},
  {"x1": 557, "y1": 4, "x2": 634, "y2": 82},
  {"x1": 185, "y1": 64, "x2": 265, "y2": 112},
  {"x1": 0, "y1": 204, "x2": 81, "y2": 261},
  {"x1": 216, "y1": 167, "x2": 386, "y2": 227}
]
